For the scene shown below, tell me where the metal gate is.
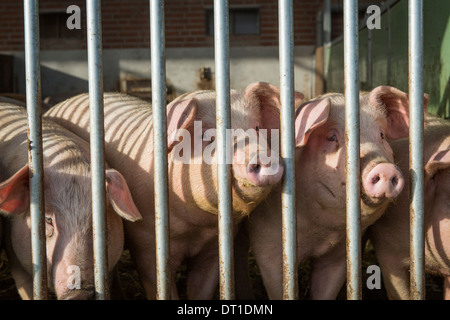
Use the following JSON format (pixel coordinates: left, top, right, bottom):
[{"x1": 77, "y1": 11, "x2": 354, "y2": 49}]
[{"x1": 21, "y1": 0, "x2": 425, "y2": 300}]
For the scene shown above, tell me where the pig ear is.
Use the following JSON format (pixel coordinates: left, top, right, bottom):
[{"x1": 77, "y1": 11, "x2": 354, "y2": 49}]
[
  {"x1": 425, "y1": 149, "x2": 450, "y2": 179},
  {"x1": 244, "y1": 82, "x2": 304, "y2": 130},
  {"x1": 0, "y1": 165, "x2": 30, "y2": 215},
  {"x1": 295, "y1": 98, "x2": 330, "y2": 147},
  {"x1": 368, "y1": 86, "x2": 429, "y2": 140},
  {"x1": 105, "y1": 169, "x2": 142, "y2": 222},
  {"x1": 166, "y1": 98, "x2": 197, "y2": 151}
]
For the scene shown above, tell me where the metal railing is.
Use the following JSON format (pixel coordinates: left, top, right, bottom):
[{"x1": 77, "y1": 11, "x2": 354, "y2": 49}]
[{"x1": 21, "y1": 0, "x2": 424, "y2": 300}]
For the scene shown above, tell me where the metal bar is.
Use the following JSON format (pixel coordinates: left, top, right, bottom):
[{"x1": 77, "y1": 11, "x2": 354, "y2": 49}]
[
  {"x1": 408, "y1": 0, "x2": 425, "y2": 300},
  {"x1": 150, "y1": 0, "x2": 170, "y2": 300},
  {"x1": 323, "y1": 0, "x2": 331, "y2": 45},
  {"x1": 279, "y1": 0, "x2": 297, "y2": 300},
  {"x1": 316, "y1": 9, "x2": 323, "y2": 47},
  {"x1": 214, "y1": 0, "x2": 234, "y2": 300},
  {"x1": 86, "y1": 0, "x2": 109, "y2": 300},
  {"x1": 323, "y1": 0, "x2": 331, "y2": 79},
  {"x1": 367, "y1": 27, "x2": 372, "y2": 89},
  {"x1": 343, "y1": 0, "x2": 362, "y2": 300},
  {"x1": 23, "y1": 0, "x2": 48, "y2": 301},
  {"x1": 387, "y1": 6, "x2": 391, "y2": 84}
]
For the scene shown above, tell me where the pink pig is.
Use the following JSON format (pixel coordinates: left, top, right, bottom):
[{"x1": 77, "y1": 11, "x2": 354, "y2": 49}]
[
  {"x1": 245, "y1": 86, "x2": 426, "y2": 299},
  {"x1": 44, "y1": 82, "x2": 299, "y2": 299},
  {"x1": 368, "y1": 113, "x2": 450, "y2": 300},
  {"x1": 0, "y1": 103, "x2": 142, "y2": 299}
]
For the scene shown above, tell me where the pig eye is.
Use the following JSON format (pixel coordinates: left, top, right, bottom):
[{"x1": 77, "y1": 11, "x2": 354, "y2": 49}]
[
  {"x1": 327, "y1": 134, "x2": 337, "y2": 142},
  {"x1": 380, "y1": 132, "x2": 385, "y2": 140},
  {"x1": 45, "y1": 217, "x2": 54, "y2": 237},
  {"x1": 45, "y1": 217, "x2": 53, "y2": 226}
]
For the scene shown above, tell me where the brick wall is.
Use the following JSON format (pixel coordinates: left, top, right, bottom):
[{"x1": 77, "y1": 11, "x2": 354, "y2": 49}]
[{"x1": 0, "y1": 0, "x2": 377, "y2": 51}]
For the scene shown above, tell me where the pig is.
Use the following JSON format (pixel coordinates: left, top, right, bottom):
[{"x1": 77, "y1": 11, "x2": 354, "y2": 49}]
[
  {"x1": 0, "y1": 103, "x2": 142, "y2": 299},
  {"x1": 245, "y1": 86, "x2": 427, "y2": 300},
  {"x1": 0, "y1": 94, "x2": 51, "y2": 112},
  {"x1": 367, "y1": 114, "x2": 450, "y2": 300},
  {"x1": 44, "y1": 82, "x2": 296, "y2": 299}
]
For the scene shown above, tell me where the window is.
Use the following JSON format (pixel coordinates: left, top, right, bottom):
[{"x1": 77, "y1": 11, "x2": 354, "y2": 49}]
[
  {"x1": 40, "y1": 12, "x2": 83, "y2": 40},
  {"x1": 206, "y1": 8, "x2": 259, "y2": 35}
]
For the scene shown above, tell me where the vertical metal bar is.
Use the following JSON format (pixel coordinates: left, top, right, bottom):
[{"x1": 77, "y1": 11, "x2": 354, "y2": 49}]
[
  {"x1": 23, "y1": 0, "x2": 48, "y2": 301},
  {"x1": 86, "y1": 0, "x2": 109, "y2": 300},
  {"x1": 279, "y1": 0, "x2": 297, "y2": 300},
  {"x1": 316, "y1": 9, "x2": 323, "y2": 47},
  {"x1": 214, "y1": 0, "x2": 234, "y2": 300},
  {"x1": 150, "y1": 0, "x2": 170, "y2": 300},
  {"x1": 343, "y1": 0, "x2": 362, "y2": 300},
  {"x1": 367, "y1": 27, "x2": 372, "y2": 89},
  {"x1": 408, "y1": 0, "x2": 425, "y2": 300},
  {"x1": 323, "y1": 0, "x2": 331, "y2": 45},
  {"x1": 323, "y1": 0, "x2": 331, "y2": 79},
  {"x1": 386, "y1": 6, "x2": 391, "y2": 84}
]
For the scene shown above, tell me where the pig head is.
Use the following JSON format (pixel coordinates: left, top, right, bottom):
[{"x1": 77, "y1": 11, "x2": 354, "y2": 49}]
[
  {"x1": 0, "y1": 106, "x2": 142, "y2": 299},
  {"x1": 368, "y1": 114, "x2": 450, "y2": 300},
  {"x1": 0, "y1": 163, "x2": 141, "y2": 300},
  {"x1": 167, "y1": 82, "x2": 297, "y2": 218},
  {"x1": 247, "y1": 86, "x2": 425, "y2": 299},
  {"x1": 295, "y1": 86, "x2": 412, "y2": 229}
]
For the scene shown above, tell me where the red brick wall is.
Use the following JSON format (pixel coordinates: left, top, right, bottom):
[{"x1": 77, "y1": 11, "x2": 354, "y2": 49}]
[
  {"x1": 0, "y1": 0, "x2": 375, "y2": 51},
  {"x1": 0, "y1": 0, "x2": 28, "y2": 51}
]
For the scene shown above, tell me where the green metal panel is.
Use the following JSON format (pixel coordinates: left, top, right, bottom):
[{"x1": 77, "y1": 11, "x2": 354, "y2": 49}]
[
  {"x1": 326, "y1": 39, "x2": 344, "y2": 92},
  {"x1": 325, "y1": 0, "x2": 450, "y2": 118}
]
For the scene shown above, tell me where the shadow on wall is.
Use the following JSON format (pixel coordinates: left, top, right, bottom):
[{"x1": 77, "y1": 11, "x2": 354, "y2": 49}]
[{"x1": 13, "y1": 55, "x2": 89, "y2": 103}]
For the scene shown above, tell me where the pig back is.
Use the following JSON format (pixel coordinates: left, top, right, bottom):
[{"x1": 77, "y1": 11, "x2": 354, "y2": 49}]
[{"x1": 0, "y1": 103, "x2": 92, "y2": 175}]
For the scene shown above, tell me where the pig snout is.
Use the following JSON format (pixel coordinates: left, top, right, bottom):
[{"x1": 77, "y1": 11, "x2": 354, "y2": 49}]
[
  {"x1": 363, "y1": 163, "x2": 404, "y2": 199},
  {"x1": 246, "y1": 155, "x2": 284, "y2": 186}
]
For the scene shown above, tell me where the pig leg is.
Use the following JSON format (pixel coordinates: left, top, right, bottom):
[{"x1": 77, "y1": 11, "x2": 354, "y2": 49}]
[
  {"x1": 3, "y1": 224, "x2": 33, "y2": 300},
  {"x1": 250, "y1": 237, "x2": 283, "y2": 300},
  {"x1": 369, "y1": 222, "x2": 410, "y2": 299},
  {"x1": 10, "y1": 264, "x2": 33, "y2": 300},
  {"x1": 378, "y1": 259, "x2": 410, "y2": 300},
  {"x1": 185, "y1": 250, "x2": 220, "y2": 300},
  {"x1": 170, "y1": 267, "x2": 180, "y2": 300},
  {"x1": 309, "y1": 246, "x2": 347, "y2": 300},
  {"x1": 129, "y1": 239, "x2": 181, "y2": 300},
  {"x1": 124, "y1": 222, "x2": 158, "y2": 299},
  {"x1": 4, "y1": 240, "x2": 33, "y2": 299},
  {"x1": 444, "y1": 276, "x2": 450, "y2": 300},
  {"x1": 234, "y1": 224, "x2": 255, "y2": 300},
  {"x1": 248, "y1": 214, "x2": 284, "y2": 299},
  {"x1": 257, "y1": 254, "x2": 283, "y2": 299}
]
